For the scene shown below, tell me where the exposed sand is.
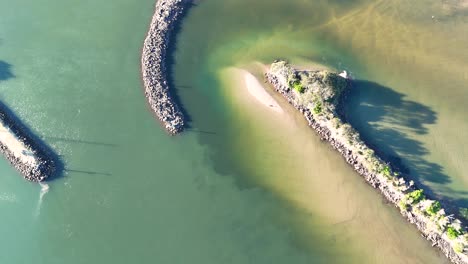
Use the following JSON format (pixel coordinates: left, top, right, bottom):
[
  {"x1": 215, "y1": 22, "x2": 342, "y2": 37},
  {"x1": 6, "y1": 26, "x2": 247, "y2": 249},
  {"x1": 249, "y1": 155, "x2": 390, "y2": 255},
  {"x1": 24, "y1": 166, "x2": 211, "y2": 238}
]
[
  {"x1": 0, "y1": 121, "x2": 37, "y2": 166},
  {"x1": 218, "y1": 64, "x2": 449, "y2": 264},
  {"x1": 225, "y1": 67, "x2": 283, "y2": 114}
]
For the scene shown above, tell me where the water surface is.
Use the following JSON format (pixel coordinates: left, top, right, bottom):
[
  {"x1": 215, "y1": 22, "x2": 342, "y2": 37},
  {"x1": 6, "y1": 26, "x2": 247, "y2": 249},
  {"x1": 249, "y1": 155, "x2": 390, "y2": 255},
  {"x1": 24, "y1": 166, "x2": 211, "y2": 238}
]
[{"x1": 0, "y1": 0, "x2": 466, "y2": 263}]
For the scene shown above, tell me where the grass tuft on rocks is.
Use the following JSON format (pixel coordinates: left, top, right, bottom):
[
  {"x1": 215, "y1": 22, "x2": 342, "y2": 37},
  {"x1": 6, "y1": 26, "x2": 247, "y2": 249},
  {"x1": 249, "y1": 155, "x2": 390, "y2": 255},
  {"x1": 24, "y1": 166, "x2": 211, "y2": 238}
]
[
  {"x1": 407, "y1": 189, "x2": 425, "y2": 204},
  {"x1": 447, "y1": 226, "x2": 461, "y2": 239},
  {"x1": 426, "y1": 201, "x2": 441, "y2": 216}
]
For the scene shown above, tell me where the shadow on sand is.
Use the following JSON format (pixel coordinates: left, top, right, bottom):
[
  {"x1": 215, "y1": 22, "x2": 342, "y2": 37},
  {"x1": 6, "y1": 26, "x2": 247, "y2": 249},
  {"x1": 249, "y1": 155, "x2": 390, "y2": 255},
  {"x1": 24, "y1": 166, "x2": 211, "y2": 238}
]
[{"x1": 343, "y1": 79, "x2": 467, "y2": 216}]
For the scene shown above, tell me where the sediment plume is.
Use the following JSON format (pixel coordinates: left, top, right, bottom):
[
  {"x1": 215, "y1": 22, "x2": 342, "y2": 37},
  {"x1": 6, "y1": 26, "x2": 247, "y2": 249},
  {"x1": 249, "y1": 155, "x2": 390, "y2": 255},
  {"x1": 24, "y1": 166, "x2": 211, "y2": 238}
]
[
  {"x1": 266, "y1": 60, "x2": 468, "y2": 264},
  {"x1": 141, "y1": 0, "x2": 192, "y2": 134}
]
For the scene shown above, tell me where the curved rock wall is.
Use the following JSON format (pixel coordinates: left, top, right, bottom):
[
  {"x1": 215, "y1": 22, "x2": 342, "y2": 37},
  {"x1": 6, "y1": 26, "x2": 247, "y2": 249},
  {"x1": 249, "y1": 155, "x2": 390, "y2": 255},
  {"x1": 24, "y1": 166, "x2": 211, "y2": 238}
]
[{"x1": 141, "y1": 0, "x2": 191, "y2": 134}]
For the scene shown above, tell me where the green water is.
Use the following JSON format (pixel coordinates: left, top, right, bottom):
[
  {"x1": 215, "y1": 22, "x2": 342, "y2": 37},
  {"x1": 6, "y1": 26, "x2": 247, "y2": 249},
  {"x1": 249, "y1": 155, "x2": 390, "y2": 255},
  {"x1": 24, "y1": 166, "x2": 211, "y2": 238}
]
[{"x1": 0, "y1": 0, "x2": 466, "y2": 263}]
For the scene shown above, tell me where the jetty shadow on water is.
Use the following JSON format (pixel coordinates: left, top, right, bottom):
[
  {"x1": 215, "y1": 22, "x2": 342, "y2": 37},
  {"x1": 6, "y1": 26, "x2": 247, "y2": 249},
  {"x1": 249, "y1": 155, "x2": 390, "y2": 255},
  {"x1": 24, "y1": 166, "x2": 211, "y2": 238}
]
[
  {"x1": 0, "y1": 60, "x2": 14, "y2": 81},
  {"x1": 64, "y1": 169, "x2": 112, "y2": 177},
  {"x1": 343, "y1": 79, "x2": 468, "y2": 209},
  {"x1": 163, "y1": 1, "x2": 200, "y2": 130},
  {"x1": 186, "y1": 128, "x2": 217, "y2": 135},
  {"x1": 44, "y1": 136, "x2": 118, "y2": 148},
  {"x1": 0, "y1": 59, "x2": 64, "y2": 181}
]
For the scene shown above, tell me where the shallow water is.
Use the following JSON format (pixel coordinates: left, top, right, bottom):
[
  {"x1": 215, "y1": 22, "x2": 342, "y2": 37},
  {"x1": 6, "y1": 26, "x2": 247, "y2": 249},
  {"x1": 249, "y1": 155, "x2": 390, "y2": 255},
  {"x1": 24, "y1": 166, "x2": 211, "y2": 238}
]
[{"x1": 0, "y1": 0, "x2": 466, "y2": 263}]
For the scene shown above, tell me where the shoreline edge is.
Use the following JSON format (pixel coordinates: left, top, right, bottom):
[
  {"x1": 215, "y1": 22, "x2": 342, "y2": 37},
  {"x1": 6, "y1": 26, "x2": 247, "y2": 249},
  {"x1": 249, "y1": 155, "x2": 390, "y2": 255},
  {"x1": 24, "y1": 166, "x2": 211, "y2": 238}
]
[{"x1": 265, "y1": 60, "x2": 468, "y2": 264}]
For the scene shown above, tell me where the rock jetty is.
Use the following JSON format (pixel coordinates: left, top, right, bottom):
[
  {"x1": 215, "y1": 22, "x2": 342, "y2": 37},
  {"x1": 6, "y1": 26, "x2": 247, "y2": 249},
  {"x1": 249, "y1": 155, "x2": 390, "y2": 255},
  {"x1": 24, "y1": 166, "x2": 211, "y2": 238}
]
[
  {"x1": 0, "y1": 106, "x2": 55, "y2": 182},
  {"x1": 141, "y1": 0, "x2": 192, "y2": 134},
  {"x1": 266, "y1": 60, "x2": 468, "y2": 264}
]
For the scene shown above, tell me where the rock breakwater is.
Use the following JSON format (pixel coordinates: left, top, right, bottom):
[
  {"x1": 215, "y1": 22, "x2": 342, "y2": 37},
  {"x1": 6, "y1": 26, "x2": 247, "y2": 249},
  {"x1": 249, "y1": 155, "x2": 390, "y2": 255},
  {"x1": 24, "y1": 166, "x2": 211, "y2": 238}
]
[
  {"x1": 0, "y1": 105, "x2": 56, "y2": 182},
  {"x1": 266, "y1": 60, "x2": 468, "y2": 264},
  {"x1": 141, "y1": 0, "x2": 192, "y2": 134}
]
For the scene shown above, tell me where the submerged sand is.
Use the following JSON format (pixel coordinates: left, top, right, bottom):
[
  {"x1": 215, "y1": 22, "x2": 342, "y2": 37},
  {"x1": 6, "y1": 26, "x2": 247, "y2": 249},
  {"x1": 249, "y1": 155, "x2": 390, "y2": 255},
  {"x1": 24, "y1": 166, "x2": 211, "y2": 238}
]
[{"x1": 217, "y1": 64, "x2": 449, "y2": 264}]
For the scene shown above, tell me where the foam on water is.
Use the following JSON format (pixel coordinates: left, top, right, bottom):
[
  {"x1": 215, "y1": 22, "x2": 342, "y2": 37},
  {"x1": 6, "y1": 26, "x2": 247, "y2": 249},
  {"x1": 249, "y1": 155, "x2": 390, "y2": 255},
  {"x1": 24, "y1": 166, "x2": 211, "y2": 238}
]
[{"x1": 34, "y1": 182, "x2": 49, "y2": 218}]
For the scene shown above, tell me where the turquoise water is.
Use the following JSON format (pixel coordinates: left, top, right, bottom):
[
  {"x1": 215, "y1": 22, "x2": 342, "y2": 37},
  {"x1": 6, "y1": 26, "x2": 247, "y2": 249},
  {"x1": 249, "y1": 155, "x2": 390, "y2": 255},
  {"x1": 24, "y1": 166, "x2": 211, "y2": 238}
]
[{"x1": 0, "y1": 0, "x2": 466, "y2": 263}]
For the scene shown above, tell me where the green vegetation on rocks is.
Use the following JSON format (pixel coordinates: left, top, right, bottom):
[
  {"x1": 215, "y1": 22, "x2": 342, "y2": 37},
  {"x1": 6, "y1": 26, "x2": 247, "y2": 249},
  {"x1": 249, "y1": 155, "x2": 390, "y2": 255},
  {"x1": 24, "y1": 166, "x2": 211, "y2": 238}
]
[
  {"x1": 426, "y1": 201, "x2": 442, "y2": 216},
  {"x1": 407, "y1": 189, "x2": 425, "y2": 204},
  {"x1": 448, "y1": 226, "x2": 462, "y2": 240},
  {"x1": 399, "y1": 199, "x2": 409, "y2": 211},
  {"x1": 271, "y1": 60, "x2": 347, "y2": 120},
  {"x1": 381, "y1": 165, "x2": 392, "y2": 177},
  {"x1": 454, "y1": 243, "x2": 464, "y2": 253},
  {"x1": 266, "y1": 60, "x2": 468, "y2": 263},
  {"x1": 288, "y1": 72, "x2": 305, "y2": 93},
  {"x1": 313, "y1": 102, "x2": 322, "y2": 114},
  {"x1": 292, "y1": 81, "x2": 305, "y2": 93}
]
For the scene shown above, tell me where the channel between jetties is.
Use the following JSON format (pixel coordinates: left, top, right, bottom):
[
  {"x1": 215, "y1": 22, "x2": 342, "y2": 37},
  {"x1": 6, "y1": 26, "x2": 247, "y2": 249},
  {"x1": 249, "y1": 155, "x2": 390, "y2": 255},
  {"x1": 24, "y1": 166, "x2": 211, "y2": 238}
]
[
  {"x1": 141, "y1": 0, "x2": 194, "y2": 134},
  {"x1": 265, "y1": 60, "x2": 468, "y2": 264},
  {"x1": 140, "y1": 1, "x2": 468, "y2": 259}
]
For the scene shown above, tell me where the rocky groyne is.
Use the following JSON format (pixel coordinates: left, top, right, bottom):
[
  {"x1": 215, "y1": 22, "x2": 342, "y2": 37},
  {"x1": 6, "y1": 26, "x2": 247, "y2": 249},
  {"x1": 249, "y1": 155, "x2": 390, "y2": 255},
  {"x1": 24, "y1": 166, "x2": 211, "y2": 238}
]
[
  {"x1": 0, "y1": 105, "x2": 56, "y2": 182},
  {"x1": 266, "y1": 60, "x2": 468, "y2": 264},
  {"x1": 141, "y1": 0, "x2": 192, "y2": 134}
]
